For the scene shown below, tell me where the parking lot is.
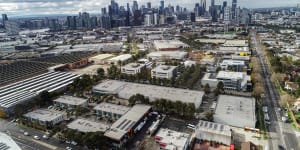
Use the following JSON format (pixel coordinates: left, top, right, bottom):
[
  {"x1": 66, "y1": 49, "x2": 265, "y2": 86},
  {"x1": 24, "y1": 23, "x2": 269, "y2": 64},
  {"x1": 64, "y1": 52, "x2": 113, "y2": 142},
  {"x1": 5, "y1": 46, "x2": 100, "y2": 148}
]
[{"x1": 160, "y1": 117, "x2": 194, "y2": 134}]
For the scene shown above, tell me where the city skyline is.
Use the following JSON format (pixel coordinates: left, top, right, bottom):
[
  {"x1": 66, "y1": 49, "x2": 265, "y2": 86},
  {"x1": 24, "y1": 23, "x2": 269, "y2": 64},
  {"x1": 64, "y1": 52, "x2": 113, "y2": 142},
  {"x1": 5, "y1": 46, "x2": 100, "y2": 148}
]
[{"x1": 0, "y1": 0, "x2": 299, "y2": 17}]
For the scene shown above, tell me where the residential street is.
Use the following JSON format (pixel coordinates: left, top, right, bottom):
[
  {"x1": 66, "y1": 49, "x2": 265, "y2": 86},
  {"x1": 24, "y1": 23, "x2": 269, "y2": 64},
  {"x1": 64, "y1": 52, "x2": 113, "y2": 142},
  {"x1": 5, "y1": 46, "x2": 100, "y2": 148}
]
[{"x1": 251, "y1": 29, "x2": 300, "y2": 150}]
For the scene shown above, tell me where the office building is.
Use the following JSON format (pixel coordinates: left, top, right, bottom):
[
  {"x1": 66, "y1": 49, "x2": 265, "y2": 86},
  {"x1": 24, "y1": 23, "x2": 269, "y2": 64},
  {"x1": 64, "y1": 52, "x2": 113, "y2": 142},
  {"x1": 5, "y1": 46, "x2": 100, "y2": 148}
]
[
  {"x1": 121, "y1": 63, "x2": 146, "y2": 75},
  {"x1": 160, "y1": 0, "x2": 165, "y2": 14},
  {"x1": 195, "y1": 120, "x2": 232, "y2": 145},
  {"x1": 24, "y1": 109, "x2": 64, "y2": 127},
  {"x1": 100, "y1": 14, "x2": 111, "y2": 29},
  {"x1": 93, "y1": 80, "x2": 204, "y2": 108},
  {"x1": 223, "y1": 7, "x2": 232, "y2": 23},
  {"x1": 4, "y1": 21, "x2": 19, "y2": 35},
  {"x1": 191, "y1": 12, "x2": 196, "y2": 22},
  {"x1": 219, "y1": 59, "x2": 245, "y2": 72},
  {"x1": 94, "y1": 102, "x2": 130, "y2": 120},
  {"x1": 53, "y1": 96, "x2": 88, "y2": 110},
  {"x1": 67, "y1": 16, "x2": 77, "y2": 30},
  {"x1": 232, "y1": 0, "x2": 237, "y2": 19},
  {"x1": 155, "y1": 128, "x2": 190, "y2": 150},
  {"x1": 201, "y1": 0, "x2": 206, "y2": 15},
  {"x1": 132, "y1": 1, "x2": 139, "y2": 13},
  {"x1": 153, "y1": 13, "x2": 159, "y2": 25},
  {"x1": 214, "y1": 95, "x2": 256, "y2": 128},
  {"x1": 151, "y1": 65, "x2": 177, "y2": 79},
  {"x1": 144, "y1": 14, "x2": 153, "y2": 26},
  {"x1": 2, "y1": 14, "x2": 8, "y2": 27},
  {"x1": 105, "y1": 104, "x2": 151, "y2": 148},
  {"x1": 216, "y1": 71, "x2": 250, "y2": 90}
]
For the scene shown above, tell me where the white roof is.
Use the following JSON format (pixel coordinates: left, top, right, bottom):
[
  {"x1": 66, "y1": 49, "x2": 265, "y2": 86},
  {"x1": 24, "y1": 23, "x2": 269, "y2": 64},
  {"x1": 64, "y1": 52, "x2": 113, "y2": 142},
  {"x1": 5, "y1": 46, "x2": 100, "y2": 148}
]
[
  {"x1": 89, "y1": 54, "x2": 115, "y2": 61},
  {"x1": 105, "y1": 104, "x2": 151, "y2": 141},
  {"x1": 109, "y1": 54, "x2": 132, "y2": 62},
  {"x1": 147, "y1": 51, "x2": 187, "y2": 60},
  {"x1": 223, "y1": 40, "x2": 248, "y2": 47},
  {"x1": 216, "y1": 71, "x2": 245, "y2": 80},
  {"x1": 153, "y1": 40, "x2": 189, "y2": 50},
  {"x1": 93, "y1": 80, "x2": 204, "y2": 108},
  {"x1": 24, "y1": 109, "x2": 64, "y2": 122},
  {"x1": 0, "y1": 132, "x2": 21, "y2": 150},
  {"x1": 93, "y1": 102, "x2": 130, "y2": 115},
  {"x1": 67, "y1": 118, "x2": 109, "y2": 133},
  {"x1": 53, "y1": 96, "x2": 87, "y2": 106},
  {"x1": 196, "y1": 120, "x2": 232, "y2": 137},
  {"x1": 155, "y1": 128, "x2": 190, "y2": 150},
  {"x1": 214, "y1": 95, "x2": 256, "y2": 128}
]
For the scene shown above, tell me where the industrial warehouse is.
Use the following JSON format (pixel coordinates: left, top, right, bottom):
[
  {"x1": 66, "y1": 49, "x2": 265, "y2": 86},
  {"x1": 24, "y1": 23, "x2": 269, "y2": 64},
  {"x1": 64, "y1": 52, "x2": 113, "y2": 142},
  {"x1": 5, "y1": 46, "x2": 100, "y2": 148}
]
[
  {"x1": 0, "y1": 71, "x2": 80, "y2": 116},
  {"x1": 93, "y1": 80, "x2": 204, "y2": 108}
]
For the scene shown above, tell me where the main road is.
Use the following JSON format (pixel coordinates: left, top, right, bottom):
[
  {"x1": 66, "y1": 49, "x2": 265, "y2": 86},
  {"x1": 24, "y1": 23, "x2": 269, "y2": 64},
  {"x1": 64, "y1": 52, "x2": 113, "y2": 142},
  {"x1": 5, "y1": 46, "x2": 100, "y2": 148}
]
[{"x1": 251, "y1": 29, "x2": 299, "y2": 150}]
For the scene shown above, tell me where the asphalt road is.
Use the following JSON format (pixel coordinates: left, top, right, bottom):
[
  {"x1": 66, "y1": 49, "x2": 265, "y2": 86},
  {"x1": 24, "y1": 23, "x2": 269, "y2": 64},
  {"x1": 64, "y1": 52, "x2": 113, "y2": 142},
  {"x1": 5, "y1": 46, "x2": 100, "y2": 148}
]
[
  {"x1": 251, "y1": 29, "x2": 299, "y2": 150},
  {"x1": 0, "y1": 118, "x2": 84, "y2": 150}
]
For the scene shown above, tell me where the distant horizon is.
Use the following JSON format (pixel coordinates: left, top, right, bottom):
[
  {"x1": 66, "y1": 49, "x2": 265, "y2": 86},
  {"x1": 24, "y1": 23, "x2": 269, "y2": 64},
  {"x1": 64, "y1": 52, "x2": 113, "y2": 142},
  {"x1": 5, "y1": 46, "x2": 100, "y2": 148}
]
[{"x1": 0, "y1": 0, "x2": 299, "y2": 18}]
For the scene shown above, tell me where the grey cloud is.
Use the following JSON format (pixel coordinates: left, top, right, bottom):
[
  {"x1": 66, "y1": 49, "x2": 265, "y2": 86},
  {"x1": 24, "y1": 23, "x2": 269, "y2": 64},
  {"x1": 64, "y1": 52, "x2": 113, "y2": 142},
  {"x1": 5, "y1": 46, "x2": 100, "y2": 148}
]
[{"x1": 0, "y1": 0, "x2": 299, "y2": 17}]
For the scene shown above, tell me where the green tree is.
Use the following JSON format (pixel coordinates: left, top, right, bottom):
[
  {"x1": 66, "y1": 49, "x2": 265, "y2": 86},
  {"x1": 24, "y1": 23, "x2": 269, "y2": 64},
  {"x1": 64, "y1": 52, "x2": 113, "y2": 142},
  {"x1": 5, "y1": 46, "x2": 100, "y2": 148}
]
[
  {"x1": 215, "y1": 82, "x2": 224, "y2": 95},
  {"x1": 97, "y1": 68, "x2": 105, "y2": 78},
  {"x1": 204, "y1": 83, "x2": 211, "y2": 94}
]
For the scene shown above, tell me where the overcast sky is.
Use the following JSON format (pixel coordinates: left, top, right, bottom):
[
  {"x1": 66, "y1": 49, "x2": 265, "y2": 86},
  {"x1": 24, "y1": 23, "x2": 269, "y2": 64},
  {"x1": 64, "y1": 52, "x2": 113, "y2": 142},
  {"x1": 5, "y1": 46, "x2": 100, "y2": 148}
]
[{"x1": 0, "y1": 0, "x2": 299, "y2": 17}]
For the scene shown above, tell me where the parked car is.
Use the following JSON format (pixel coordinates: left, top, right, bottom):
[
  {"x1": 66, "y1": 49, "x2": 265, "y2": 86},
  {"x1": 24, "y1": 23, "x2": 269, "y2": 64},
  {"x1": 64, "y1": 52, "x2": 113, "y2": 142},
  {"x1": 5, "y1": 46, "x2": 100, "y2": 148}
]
[
  {"x1": 66, "y1": 147, "x2": 72, "y2": 150},
  {"x1": 24, "y1": 132, "x2": 29, "y2": 136},
  {"x1": 71, "y1": 141, "x2": 77, "y2": 146},
  {"x1": 33, "y1": 135, "x2": 40, "y2": 140},
  {"x1": 42, "y1": 135, "x2": 49, "y2": 139}
]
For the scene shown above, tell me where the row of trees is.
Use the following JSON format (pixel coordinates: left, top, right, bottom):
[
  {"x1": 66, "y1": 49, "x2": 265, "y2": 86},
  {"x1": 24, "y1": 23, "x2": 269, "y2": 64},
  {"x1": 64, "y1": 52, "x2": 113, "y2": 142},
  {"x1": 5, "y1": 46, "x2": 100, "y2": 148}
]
[
  {"x1": 62, "y1": 130, "x2": 107, "y2": 150},
  {"x1": 128, "y1": 94, "x2": 196, "y2": 119},
  {"x1": 251, "y1": 57, "x2": 265, "y2": 100},
  {"x1": 107, "y1": 62, "x2": 204, "y2": 90}
]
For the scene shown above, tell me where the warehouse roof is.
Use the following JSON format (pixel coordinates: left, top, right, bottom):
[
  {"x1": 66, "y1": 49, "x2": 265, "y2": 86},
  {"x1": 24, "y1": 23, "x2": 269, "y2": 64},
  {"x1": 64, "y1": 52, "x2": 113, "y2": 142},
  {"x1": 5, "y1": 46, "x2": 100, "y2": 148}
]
[
  {"x1": 89, "y1": 54, "x2": 115, "y2": 61},
  {"x1": 67, "y1": 118, "x2": 109, "y2": 133},
  {"x1": 109, "y1": 54, "x2": 132, "y2": 62},
  {"x1": 0, "y1": 71, "x2": 80, "y2": 110},
  {"x1": 93, "y1": 80, "x2": 204, "y2": 108},
  {"x1": 105, "y1": 104, "x2": 151, "y2": 141},
  {"x1": 147, "y1": 51, "x2": 188, "y2": 60},
  {"x1": 214, "y1": 95, "x2": 256, "y2": 128},
  {"x1": 93, "y1": 102, "x2": 130, "y2": 115},
  {"x1": 223, "y1": 40, "x2": 248, "y2": 47},
  {"x1": 153, "y1": 40, "x2": 189, "y2": 50},
  {"x1": 196, "y1": 120, "x2": 232, "y2": 137},
  {"x1": 196, "y1": 39, "x2": 226, "y2": 44},
  {"x1": 152, "y1": 65, "x2": 177, "y2": 73}
]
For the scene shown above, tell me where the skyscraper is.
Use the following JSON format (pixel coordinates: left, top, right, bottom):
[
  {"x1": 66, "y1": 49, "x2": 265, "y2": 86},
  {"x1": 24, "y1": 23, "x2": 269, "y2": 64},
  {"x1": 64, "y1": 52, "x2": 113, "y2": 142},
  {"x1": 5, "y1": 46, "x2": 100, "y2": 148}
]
[
  {"x1": 147, "y1": 2, "x2": 151, "y2": 9},
  {"x1": 160, "y1": 1, "x2": 165, "y2": 14},
  {"x1": 232, "y1": 0, "x2": 237, "y2": 19},
  {"x1": 132, "y1": 1, "x2": 139, "y2": 13},
  {"x1": 67, "y1": 16, "x2": 77, "y2": 30},
  {"x1": 191, "y1": 12, "x2": 196, "y2": 22},
  {"x1": 144, "y1": 14, "x2": 153, "y2": 26},
  {"x1": 201, "y1": 0, "x2": 206, "y2": 15},
  {"x1": 223, "y1": 1, "x2": 228, "y2": 13},
  {"x1": 2, "y1": 14, "x2": 8, "y2": 27}
]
